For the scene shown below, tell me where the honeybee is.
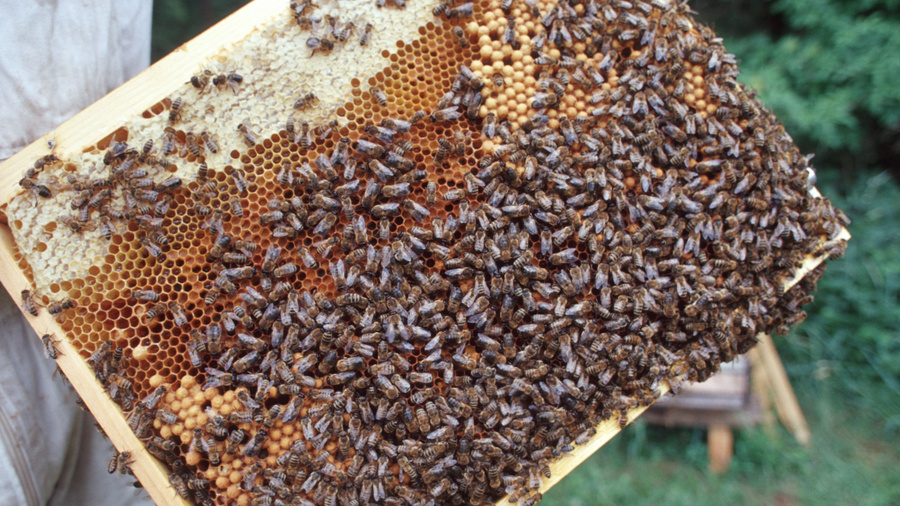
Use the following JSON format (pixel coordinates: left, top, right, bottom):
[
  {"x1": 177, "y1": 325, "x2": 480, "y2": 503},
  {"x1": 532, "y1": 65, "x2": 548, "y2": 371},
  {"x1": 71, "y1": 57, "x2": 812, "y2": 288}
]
[
  {"x1": 197, "y1": 131, "x2": 218, "y2": 154},
  {"x1": 370, "y1": 86, "x2": 387, "y2": 106},
  {"x1": 168, "y1": 97, "x2": 183, "y2": 123},
  {"x1": 40, "y1": 334, "x2": 61, "y2": 359},
  {"x1": 360, "y1": 23, "x2": 373, "y2": 45},
  {"x1": 168, "y1": 302, "x2": 189, "y2": 327},
  {"x1": 213, "y1": 72, "x2": 243, "y2": 93},
  {"x1": 47, "y1": 299, "x2": 75, "y2": 316},
  {"x1": 307, "y1": 37, "x2": 334, "y2": 56},
  {"x1": 433, "y1": 1, "x2": 450, "y2": 15},
  {"x1": 294, "y1": 92, "x2": 317, "y2": 109},
  {"x1": 228, "y1": 167, "x2": 249, "y2": 193},
  {"x1": 298, "y1": 247, "x2": 318, "y2": 269},
  {"x1": 33, "y1": 154, "x2": 59, "y2": 171},
  {"x1": 19, "y1": 177, "x2": 52, "y2": 198},
  {"x1": 447, "y1": 2, "x2": 473, "y2": 18},
  {"x1": 229, "y1": 197, "x2": 243, "y2": 218},
  {"x1": 430, "y1": 106, "x2": 462, "y2": 123},
  {"x1": 130, "y1": 289, "x2": 159, "y2": 302},
  {"x1": 108, "y1": 450, "x2": 133, "y2": 474},
  {"x1": 501, "y1": 15, "x2": 519, "y2": 45},
  {"x1": 452, "y1": 25, "x2": 469, "y2": 47},
  {"x1": 273, "y1": 262, "x2": 299, "y2": 278},
  {"x1": 21, "y1": 290, "x2": 39, "y2": 316},
  {"x1": 189, "y1": 69, "x2": 212, "y2": 90}
]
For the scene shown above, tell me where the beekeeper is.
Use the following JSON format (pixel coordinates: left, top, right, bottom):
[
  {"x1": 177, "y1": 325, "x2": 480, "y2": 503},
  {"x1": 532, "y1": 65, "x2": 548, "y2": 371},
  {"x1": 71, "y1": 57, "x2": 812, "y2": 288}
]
[{"x1": 0, "y1": 2, "x2": 155, "y2": 505}]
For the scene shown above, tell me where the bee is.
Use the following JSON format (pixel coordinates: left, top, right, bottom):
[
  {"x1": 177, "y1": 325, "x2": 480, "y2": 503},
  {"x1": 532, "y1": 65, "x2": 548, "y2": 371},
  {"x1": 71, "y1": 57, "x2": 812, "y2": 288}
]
[
  {"x1": 139, "y1": 236, "x2": 164, "y2": 258},
  {"x1": 426, "y1": 181, "x2": 437, "y2": 206},
  {"x1": 229, "y1": 197, "x2": 243, "y2": 218},
  {"x1": 225, "y1": 429, "x2": 245, "y2": 455},
  {"x1": 129, "y1": 289, "x2": 159, "y2": 302},
  {"x1": 452, "y1": 26, "x2": 468, "y2": 47},
  {"x1": 356, "y1": 139, "x2": 385, "y2": 158},
  {"x1": 108, "y1": 450, "x2": 133, "y2": 474},
  {"x1": 298, "y1": 247, "x2": 318, "y2": 269},
  {"x1": 189, "y1": 69, "x2": 212, "y2": 90},
  {"x1": 447, "y1": 2, "x2": 473, "y2": 18},
  {"x1": 432, "y1": 2, "x2": 450, "y2": 15},
  {"x1": 21, "y1": 290, "x2": 39, "y2": 316},
  {"x1": 213, "y1": 72, "x2": 243, "y2": 93},
  {"x1": 369, "y1": 85, "x2": 388, "y2": 106},
  {"x1": 198, "y1": 131, "x2": 218, "y2": 154},
  {"x1": 360, "y1": 23, "x2": 373, "y2": 45},
  {"x1": 40, "y1": 334, "x2": 61, "y2": 359},
  {"x1": 410, "y1": 110, "x2": 427, "y2": 125},
  {"x1": 228, "y1": 167, "x2": 249, "y2": 193},
  {"x1": 403, "y1": 199, "x2": 430, "y2": 222},
  {"x1": 381, "y1": 182, "x2": 410, "y2": 199},
  {"x1": 168, "y1": 302, "x2": 189, "y2": 327},
  {"x1": 503, "y1": 16, "x2": 517, "y2": 45},
  {"x1": 204, "y1": 436, "x2": 221, "y2": 466},
  {"x1": 222, "y1": 251, "x2": 249, "y2": 264},
  {"x1": 144, "y1": 302, "x2": 167, "y2": 321},
  {"x1": 168, "y1": 97, "x2": 183, "y2": 123},
  {"x1": 294, "y1": 92, "x2": 317, "y2": 109},
  {"x1": 33, "y1": 154, "x2": 60, "y2": 171},
  {"x1": 430, "y1": 106, "x2": 462, "y2": 123},
  {"x1": 19, "y1": 177, "x2": 52, "y2": 198},
  {"x1": 155, "y1": 409, "x2": 179, "y2": 425},
  {"x1": 307, "y1": 37, "x2": 334, "y2": 56},
  {"x1": 47, "y1": 299, "x2": 75, "y2": 316},
  {"x1": 312, "y1": 212, "x2": 337, "y2": 236},
  {"x1": 273, "y1": 262, "x2": 299, "y2": 278},
  {"x1": 237, "y1": 120, "x2": 256, "y2": 146},
  {"x1": 443, "y1": 188, "x2": 466, "y2": 202}
]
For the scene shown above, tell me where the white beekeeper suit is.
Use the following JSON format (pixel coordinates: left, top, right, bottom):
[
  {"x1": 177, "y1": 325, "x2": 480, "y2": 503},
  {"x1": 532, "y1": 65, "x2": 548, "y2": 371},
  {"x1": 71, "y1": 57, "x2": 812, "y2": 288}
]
[{"x1": 0, "y1": 2, "x2": 155, "y2": 505}]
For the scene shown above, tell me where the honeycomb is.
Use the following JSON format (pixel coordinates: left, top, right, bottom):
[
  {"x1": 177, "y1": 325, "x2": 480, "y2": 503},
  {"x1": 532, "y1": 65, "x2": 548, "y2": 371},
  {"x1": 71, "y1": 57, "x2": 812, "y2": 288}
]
[{"x1": 3, "y1": 0, "x2": 849, "y2": 504}]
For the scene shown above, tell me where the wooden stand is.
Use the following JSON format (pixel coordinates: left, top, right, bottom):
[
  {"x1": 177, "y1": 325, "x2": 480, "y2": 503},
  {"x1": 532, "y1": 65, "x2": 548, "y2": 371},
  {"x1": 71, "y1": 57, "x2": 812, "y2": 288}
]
[{"x1": 643, "y1": 334, "x2": 812, "y2": 474}]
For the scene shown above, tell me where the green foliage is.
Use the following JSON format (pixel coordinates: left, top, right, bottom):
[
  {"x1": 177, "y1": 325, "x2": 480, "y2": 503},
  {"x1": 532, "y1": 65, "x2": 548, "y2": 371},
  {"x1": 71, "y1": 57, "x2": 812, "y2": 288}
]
[
  {"x1": 695, "y1": 1, "x2": 900, "y2": 169},
  {"x1": 152, "y1": 0, "x2": 251, "y2": 62},
  {"x1": 546, "y1": 412, "x2": 900, "y2": 505}
]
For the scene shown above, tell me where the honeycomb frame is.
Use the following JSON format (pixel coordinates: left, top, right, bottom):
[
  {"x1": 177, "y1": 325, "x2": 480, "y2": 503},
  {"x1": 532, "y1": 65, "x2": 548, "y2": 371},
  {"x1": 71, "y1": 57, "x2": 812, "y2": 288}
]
[{"x1": 0, "y1": 0, "x2": 850, "y2": 504}]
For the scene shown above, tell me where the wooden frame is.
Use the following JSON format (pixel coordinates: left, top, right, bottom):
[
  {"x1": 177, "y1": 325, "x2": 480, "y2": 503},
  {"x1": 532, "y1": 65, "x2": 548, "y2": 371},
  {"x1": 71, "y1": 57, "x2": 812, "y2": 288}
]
[{"x1": 0, "y1": 0, "x2": 851, "y2": 503}]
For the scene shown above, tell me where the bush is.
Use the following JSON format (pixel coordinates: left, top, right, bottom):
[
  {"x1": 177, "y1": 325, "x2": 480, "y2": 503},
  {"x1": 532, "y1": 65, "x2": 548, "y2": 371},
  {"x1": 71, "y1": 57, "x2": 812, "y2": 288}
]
[
  {"x1": 693, "y1": 0, "x2": 900, "y2": 172},
  {"x1": 780, "y1": 171, "x2": 900, "y2": 431}
]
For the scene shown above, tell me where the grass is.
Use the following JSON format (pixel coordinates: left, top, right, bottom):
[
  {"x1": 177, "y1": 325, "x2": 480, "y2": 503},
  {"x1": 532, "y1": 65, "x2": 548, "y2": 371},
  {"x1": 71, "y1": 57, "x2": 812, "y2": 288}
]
[
  {"x1": 547, "y1": 171, "x2": 900, "y2": 505},
  {"x1": 547, "y1": 407, "x2": 900, "y2": 505}
]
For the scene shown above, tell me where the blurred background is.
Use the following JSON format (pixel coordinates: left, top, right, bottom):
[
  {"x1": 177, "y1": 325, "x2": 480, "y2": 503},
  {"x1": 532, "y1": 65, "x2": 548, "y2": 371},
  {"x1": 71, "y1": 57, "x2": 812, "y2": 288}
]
[{"x1": 152, "y1": 0, "x2": 900, "y2": 504}]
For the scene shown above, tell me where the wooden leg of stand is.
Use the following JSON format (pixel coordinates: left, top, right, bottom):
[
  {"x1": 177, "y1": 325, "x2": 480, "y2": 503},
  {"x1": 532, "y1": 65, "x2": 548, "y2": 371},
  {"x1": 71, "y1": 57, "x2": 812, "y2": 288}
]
[
  {"x1": 708, "y1": 424, "x2": 733, "y2": 474},
  {"x1": 755, "y1": 333, "x2": 812, "y2": 447},
  {"x1": 748, "y1": 348, "x2": 777, "y2": 437}
]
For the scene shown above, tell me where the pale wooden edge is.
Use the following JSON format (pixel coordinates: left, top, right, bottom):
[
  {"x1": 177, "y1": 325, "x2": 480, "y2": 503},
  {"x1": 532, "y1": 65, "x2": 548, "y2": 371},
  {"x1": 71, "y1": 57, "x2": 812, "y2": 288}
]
[
  {"x1": 0, "y1": 0, "x2": 284, "y2": 204},
  {"x1": 501, "y1": 382, "x2": 671, "y2": 502},
  {"x1": 753, "y1": 333, "x2": 811, "y2": 447},
  {"x1": 0, "y1": 224, "x2": 188, "y2": 506}
]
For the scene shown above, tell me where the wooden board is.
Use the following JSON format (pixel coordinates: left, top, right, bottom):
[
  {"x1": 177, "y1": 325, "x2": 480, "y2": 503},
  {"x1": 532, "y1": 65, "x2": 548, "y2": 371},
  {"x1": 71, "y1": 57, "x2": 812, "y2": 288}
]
[{"x1": 0, "y1": 0, "x2": 850, "y2": 504}]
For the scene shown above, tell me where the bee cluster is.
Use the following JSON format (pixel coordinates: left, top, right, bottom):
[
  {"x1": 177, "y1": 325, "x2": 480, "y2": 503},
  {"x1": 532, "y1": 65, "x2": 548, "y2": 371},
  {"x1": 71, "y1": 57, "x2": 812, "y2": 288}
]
[{"x1": 10, "y1": 0, "x2": 850, "y2": 505}]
